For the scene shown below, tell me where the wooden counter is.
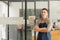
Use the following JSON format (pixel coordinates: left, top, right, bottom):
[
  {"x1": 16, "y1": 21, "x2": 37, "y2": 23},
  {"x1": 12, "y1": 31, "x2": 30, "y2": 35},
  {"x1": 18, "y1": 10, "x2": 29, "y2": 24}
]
[{"x1": 32, "y1": 30, "x2": 60, "y2": 40}]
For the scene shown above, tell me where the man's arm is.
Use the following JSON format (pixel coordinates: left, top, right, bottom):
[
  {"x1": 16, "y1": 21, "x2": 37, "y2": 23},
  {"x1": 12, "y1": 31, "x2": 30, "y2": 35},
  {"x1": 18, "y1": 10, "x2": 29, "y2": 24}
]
[{"x1": 34, "y1": 19, "x2": 53, "y2": 32}]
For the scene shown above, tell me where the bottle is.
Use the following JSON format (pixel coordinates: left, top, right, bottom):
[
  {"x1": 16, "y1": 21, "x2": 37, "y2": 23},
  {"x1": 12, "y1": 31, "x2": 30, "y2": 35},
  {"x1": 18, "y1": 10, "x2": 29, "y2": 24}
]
[{"x1": 53, "y1": 22, "x2": 55, "y2": 28}]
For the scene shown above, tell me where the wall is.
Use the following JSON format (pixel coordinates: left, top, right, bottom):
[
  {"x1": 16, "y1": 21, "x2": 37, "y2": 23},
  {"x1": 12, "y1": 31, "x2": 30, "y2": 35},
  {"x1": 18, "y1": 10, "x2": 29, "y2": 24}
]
[{"x1": 0, "y1": 1, "x2": 8, "y2": 40}]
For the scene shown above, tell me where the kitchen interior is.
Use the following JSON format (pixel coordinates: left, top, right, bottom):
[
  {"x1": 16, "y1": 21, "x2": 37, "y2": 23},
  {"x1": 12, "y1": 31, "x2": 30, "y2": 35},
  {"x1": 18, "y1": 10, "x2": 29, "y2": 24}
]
[{"x1": 0, "y1": 0, "x2": 60, "y2": 40}]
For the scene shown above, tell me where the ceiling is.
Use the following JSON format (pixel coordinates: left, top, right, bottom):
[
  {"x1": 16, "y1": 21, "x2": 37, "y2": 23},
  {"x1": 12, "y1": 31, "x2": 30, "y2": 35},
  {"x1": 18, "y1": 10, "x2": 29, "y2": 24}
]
[{"x1": 1, "y1": 0, "x2": 60, "y2": 2}]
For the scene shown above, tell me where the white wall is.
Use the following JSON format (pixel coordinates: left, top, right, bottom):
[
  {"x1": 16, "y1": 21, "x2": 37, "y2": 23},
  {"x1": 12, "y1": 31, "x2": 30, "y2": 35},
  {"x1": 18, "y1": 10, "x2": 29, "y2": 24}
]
[
  {"x1": 50, "y1": 1, "x2": 60, "y2": 27},
  {"x1": 50, "y1": 1, "x2": 60, "y2": 19},
  {"x1": 0, "y1": 1, "x2": 8, "y2": 40},
  {"x1": 9, "y1": 2, "x2": 22, "y2": 17},
  {"x1": 36, "y1": 1, "x2": 48, "y2": 9}
]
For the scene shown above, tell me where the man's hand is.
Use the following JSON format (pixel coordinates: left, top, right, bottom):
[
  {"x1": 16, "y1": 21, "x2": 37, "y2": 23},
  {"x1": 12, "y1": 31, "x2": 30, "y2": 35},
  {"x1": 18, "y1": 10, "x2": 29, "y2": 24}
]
[{"x1": 39, "y1": 28, "x2": 47, "y2": 32}]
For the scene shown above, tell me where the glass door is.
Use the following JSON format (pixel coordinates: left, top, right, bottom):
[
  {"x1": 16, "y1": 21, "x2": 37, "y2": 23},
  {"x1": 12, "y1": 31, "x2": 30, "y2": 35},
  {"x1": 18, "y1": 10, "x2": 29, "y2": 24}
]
[{"x1": 9, "y1": 1, "x2": 24, "y2": 40}]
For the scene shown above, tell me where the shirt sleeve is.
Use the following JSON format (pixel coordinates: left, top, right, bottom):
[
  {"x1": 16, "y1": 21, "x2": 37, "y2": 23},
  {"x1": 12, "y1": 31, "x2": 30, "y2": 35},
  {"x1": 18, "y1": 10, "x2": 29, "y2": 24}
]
[{"x1": 47, "y1": 19, "x2": 53, "y2": 32}]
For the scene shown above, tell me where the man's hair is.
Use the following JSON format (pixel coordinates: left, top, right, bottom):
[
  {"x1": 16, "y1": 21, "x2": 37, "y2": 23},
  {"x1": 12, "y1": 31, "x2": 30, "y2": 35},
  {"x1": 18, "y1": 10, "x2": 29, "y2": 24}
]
[{"x1": 42, "y1": 8, "x2": 48, "y2": 12}]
